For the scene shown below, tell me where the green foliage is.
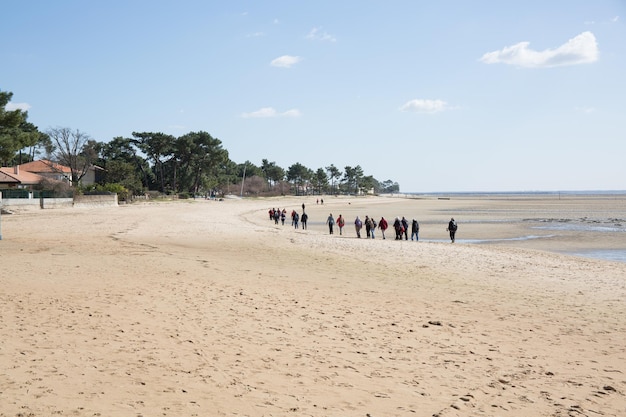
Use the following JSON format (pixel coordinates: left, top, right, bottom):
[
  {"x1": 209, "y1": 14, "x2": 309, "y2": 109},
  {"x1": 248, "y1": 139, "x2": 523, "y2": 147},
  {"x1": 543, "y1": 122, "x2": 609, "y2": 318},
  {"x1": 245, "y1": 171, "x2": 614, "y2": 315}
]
[
  {"x1": 174, "y1": 131, "x2": 229, "y2": 194},
  {"x1": 341, "y1": 165, "x2": 365, "y2": 194},
  {"x1": 131, "y1": 131, "x2": 176, "y2": 193},
  {"x1": 0, "y1": 90, "x2": 44, "y2": 165},
  {"x1": 100, "y1": 136, "x2": 154, "y2": 191},
  {"x1": 380, "y1": 180, "x2": 400, "y2": 193},
  {"x1": 286, "y1": 162, "x2": 314, "y2": 195},
  {"x1": 100, "y1": 159, "x2": 144, "y2": 195},
  {"x1": 313, "y1": 168, "x2": 329, "y2": 194},
  {"x1": 325, "y1": 164, "x2": 341, "y2": 193},
  {"x1": 2, "y1": 89, "x2": 400, "y2": 194},
  {"x1": 261, "y1": 159, "x2": 285, "y2": 189},
  {"x1": 80, "y1": 183, "x2": 130, "y2": 201}
]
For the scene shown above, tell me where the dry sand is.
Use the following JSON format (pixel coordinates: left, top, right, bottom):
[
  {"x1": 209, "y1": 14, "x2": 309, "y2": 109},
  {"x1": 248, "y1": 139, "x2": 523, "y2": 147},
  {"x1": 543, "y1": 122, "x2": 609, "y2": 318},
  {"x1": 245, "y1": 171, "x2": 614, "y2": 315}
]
[{"x1": 1, "y1": 195, "x2": 625, "y2": 417}]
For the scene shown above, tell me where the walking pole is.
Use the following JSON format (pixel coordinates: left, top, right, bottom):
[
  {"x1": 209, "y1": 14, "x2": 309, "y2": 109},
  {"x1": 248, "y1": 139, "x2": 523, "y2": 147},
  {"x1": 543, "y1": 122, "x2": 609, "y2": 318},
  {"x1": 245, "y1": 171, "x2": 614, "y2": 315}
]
[{"x1": 0, "y1": 199, "x2": 3, "y2": 240}]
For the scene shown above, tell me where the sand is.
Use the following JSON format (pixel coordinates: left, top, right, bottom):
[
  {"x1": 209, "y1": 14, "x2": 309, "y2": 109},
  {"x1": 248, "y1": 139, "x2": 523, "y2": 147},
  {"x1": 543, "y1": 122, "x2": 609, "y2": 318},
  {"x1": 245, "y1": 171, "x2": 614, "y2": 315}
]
[{"x1": 1, "y1": 195, "x2": 625, "y2": 417}]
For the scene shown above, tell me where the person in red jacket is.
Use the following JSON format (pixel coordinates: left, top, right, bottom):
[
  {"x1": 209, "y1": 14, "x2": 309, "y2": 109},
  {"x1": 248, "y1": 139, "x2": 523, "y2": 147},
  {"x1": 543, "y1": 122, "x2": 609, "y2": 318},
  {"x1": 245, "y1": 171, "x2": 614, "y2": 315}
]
[
  {"x1": 378, "y1": 217, "x2": 388, "y2": 239},
  {"x1": 336, "y1": 214, "x2": 346, "y2": 235}
]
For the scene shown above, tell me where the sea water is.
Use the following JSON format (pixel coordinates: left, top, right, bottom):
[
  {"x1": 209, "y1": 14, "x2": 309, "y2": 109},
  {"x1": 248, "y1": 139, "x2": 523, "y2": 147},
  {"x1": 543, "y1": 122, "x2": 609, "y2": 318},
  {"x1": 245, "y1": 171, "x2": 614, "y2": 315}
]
[{"x1": 406, "y1": 191, "x2": 626, "y2": 263}]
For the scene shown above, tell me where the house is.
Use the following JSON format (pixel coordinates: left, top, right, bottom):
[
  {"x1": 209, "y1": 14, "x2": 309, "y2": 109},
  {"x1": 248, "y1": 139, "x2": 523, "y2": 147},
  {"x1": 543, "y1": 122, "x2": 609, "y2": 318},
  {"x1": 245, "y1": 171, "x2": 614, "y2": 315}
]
[
  {"x1": 14, "y1": 159, "x2": 104, "y2": 186},
  {"x1": 0, "y1": 165, "x2": 46, "y2": 189},
  {"x1": 18, "y1": 159, "x2": 72, "y2": 185},
  {"x1": 80, "y1": 164, "x2": 105, "y2": 186}
]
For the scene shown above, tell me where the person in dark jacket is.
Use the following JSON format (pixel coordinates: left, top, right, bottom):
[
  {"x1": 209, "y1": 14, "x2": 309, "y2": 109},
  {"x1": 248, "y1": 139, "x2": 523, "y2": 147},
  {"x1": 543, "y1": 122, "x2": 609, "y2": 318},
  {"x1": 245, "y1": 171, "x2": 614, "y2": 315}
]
[
  {"x1": 411, "y1": 219, "x2": 419, "y2": 241},
  {"x1": 393, "y1": 217, "x2": 402, "y2": 240},
  {"x1": 447, "y1": 217, "x2": 458, "y2": 242},
  {"x1": 326, "y1": 213, "x2": 335, "y2": 234},
  {"x1": 401, "y1": 217, "x2": 409, "y2": 240}
]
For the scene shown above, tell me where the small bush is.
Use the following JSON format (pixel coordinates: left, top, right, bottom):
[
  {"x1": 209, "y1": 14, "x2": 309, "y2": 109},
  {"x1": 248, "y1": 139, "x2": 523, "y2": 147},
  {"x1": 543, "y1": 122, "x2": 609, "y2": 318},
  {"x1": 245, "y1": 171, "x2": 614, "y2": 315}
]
[{"x1": 80, "y1": 183, "x2": 130, "y2": 201}]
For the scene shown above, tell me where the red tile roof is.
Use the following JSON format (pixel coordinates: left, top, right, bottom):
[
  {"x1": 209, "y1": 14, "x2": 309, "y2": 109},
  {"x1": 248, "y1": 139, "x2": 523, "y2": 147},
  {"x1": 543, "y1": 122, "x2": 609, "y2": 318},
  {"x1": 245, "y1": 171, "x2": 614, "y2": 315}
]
[
  {"x1": 0, "y1": 167, "x2": 46, "y2": 185},
  {"x1": 19, "y1": 159, "x2": 72, "y2": 174}
]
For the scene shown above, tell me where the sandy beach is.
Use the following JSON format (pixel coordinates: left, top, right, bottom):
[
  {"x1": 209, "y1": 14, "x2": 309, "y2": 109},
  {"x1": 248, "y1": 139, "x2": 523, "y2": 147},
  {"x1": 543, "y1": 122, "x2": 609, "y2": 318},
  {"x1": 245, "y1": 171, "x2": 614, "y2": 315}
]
[{"x1": 1, "y1": 195, "x2": 625, "y2": 417}]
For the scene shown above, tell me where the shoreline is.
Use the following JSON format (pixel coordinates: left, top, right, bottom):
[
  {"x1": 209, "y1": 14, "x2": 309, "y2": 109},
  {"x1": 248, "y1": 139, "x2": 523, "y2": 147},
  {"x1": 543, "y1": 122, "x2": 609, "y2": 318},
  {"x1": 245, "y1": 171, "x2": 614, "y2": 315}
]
[
  {"x1": 260, "y1": 194, "x2": 626, "y2": 264},
  {"x1": 387, "y1": 190, "x2": 626, "y2": 198}
]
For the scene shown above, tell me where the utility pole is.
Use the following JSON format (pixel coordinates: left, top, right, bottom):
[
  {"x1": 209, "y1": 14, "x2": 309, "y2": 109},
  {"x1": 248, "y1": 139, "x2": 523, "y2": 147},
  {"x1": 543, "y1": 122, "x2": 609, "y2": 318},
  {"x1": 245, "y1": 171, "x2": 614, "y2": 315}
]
[{"x1": 240, "y1": 163, "x2": 247, "y2": 197}]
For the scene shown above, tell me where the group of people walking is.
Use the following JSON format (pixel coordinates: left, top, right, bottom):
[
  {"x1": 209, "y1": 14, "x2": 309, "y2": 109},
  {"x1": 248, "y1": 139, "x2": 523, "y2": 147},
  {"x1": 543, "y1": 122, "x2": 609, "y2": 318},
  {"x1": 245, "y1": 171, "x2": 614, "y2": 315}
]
[
  {"x1": 268, "y1": 207, "x2": 308, "y2": 229},
  {"x1": 269, "y1": 207, "x2": 459, "y2": 243},
  {"x1": 325, "y1": 214, "x2": 423, "y2": 241}
]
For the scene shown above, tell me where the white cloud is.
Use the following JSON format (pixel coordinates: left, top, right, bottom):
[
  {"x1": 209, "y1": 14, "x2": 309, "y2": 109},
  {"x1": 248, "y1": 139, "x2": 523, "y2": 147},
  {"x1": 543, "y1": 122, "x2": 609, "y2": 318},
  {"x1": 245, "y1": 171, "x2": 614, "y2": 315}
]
[
  {"x1": 399, "y1": 99, "x2": 448, "y2": 113},
  {"x1": 270, "y1": 55, "x2": 301, "y2": 68},
  {"x1": 247, "y1": 31, "x2": 265, "y2": 38},
  {"x1": 576, "y1": 106, "x2": 596, "y2": 114},
  {"x1": 6, "y1": 102, "x2": 31, "y2": 111},
  {"x1": 241, "y1": 107, "x2": 301, "y2": 118},
  {"x1": 480, "y1": 31, "x2": 599, "y2": 68},
  {"x1": 611, "y1": 16, "x2": 619, "y2": 23},
  {"x1": 307, "y1": 27, "x2": 336, "y2": 42},
  {"x1": 281, "y1": 109, "x2": 302, "y2": 117}
]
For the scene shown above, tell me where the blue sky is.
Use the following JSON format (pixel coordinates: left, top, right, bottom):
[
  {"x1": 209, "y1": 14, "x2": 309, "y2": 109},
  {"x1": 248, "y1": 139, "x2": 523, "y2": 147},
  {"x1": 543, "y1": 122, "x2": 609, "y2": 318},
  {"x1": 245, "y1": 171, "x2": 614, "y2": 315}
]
[{"x1": 2, "y1": 1, "x2": 624, "y2": 192}]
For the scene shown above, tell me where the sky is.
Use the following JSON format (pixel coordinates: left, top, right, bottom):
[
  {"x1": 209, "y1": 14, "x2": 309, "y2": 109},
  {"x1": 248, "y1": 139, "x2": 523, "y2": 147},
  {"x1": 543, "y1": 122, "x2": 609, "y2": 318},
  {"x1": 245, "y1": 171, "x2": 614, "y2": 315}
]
[{"x1": 2, "y1": 1, "x2": 625, "y2": 192}]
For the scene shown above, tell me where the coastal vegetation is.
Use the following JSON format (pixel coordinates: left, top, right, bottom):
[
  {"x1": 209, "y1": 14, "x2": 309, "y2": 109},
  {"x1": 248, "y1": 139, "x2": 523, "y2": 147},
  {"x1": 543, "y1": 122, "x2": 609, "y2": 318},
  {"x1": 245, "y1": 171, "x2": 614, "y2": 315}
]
[{"x1": 1, "y1": 89, "x2": 399, "y2": 198}]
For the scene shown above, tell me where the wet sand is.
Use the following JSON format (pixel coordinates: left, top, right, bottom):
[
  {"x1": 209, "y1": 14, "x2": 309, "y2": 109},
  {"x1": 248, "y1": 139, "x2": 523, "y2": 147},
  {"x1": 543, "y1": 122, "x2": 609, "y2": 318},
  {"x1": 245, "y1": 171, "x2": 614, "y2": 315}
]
[{"x1": 1, "y1": 195, "x2": 625, "y2": 416}]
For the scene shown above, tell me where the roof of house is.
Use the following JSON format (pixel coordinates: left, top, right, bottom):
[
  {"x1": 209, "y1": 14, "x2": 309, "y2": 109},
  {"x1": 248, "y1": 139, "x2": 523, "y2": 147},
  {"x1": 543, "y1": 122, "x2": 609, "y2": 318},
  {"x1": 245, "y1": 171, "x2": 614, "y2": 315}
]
[
  {"x1": 0, "y1": 170, "x2": 20, "y2": 184},
  {"x1": 0, "y1": 167, "x2": 46, "y2": 185},
  {"x1": 19, "y1": 159, "x2": 72, "y2": 174}
]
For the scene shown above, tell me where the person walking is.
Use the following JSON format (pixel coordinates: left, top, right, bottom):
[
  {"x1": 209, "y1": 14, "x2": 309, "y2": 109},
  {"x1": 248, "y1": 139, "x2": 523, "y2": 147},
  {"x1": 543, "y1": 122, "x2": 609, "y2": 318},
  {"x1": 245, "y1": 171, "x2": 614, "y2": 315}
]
[
  {"x1": 447, "y1": 217, "x2": 458, "y2": 242},
  {"x1": 401, "y1": 217, "x2": 409, "y2": 240},
  {"x1": 370, "y1": 217, "x2": 377, "y2": 239},
  {"x1": 293, "y1": 212, "x2": 300, "y2": 229},
  {"x1": 337, "y1": 214, "x2": 345, "y2": 235},
  {"x1": 301, "y1": 211, "x2": 308, "y2": 230},
  {"x1": 354, "y1": 216, "x2": 363, "y2": 238},
  {"x1": 411, "y1": 219, "x2": 419, "y2": 241},
  {"x1": 393, "y1": 217, "x2": 402, "y2": 240},
  {"x1": 326, "y1": 213, "x2": 335, "y2": 234},
  {"x1": 379, "y1": 217, "x2": 388, "y2": 239},
  {"x1": 364, "y1": 215, "x2": 372, "y2": 238}
]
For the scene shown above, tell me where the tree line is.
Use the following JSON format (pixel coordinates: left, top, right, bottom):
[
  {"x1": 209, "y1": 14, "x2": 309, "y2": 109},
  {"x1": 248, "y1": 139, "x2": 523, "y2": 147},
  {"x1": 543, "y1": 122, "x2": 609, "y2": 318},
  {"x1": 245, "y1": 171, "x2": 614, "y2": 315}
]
[{"x1": 1, "y1": 90, "x2": 400, "y2": 198}]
